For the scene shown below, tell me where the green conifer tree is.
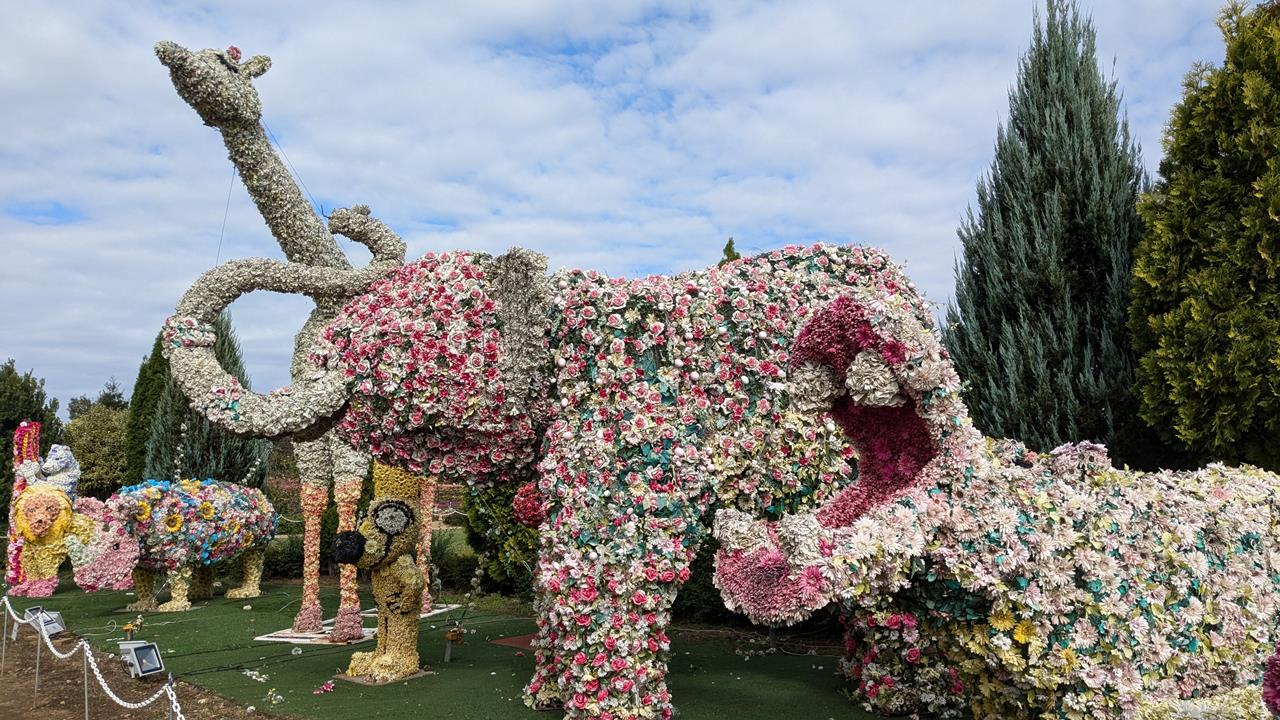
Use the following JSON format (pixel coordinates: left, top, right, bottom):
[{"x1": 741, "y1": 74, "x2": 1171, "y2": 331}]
[
  {"x1": 124, "y1": 335, "x2": 169, "y2": 486},
  {"x1": 143, "y1": 314, "x2": 268, "y2": 487},
  {"x1": 719, "y1": 237, "x2": 742, "y2": 266},
  {"x1": 1129, "y1": 1, "x2": 1280, "y2": 469},
  {"x1": 943, "y1": 0, "x2": 1158, "y2": 465}
]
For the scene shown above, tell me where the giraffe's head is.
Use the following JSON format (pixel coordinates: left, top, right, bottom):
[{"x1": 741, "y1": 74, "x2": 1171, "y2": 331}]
[{"x1": 155, "y1": 41, "x2": 271, "y2": 128}]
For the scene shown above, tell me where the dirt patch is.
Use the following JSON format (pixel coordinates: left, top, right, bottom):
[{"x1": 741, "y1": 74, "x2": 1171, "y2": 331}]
[{"x1": 0, "y1": 630, "x2": 279, "y2": 720}]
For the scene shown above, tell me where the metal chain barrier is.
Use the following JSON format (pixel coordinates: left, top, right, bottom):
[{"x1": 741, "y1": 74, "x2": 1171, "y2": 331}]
[{"x1": 0, "y1": 595, "x2": 188, "y2": 719}]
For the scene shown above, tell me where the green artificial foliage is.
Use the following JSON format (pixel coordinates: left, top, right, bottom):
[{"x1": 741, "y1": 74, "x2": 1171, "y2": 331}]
[
  {"x1": 463, "y1": 480, "x2": 537, "y2": 595},
  {"x1": 65, "y1": 404, "x2": 130, "y2": 498},
  {"x1": 1129, "y1": 1, "x2": 1280, "y2": 470},
  {"x1": 124, "y1": 334, "x2": 169, "y2": 487},
  {"x1": 0, "y1": 359, "x2": 63, "y2": 519},
  {"x1": 671, "y1": 534, "x2": 746, "y2": 625},
  {"x1": 943, "y1": 0, "x2": 1162, "y2": 466},
  {"x1": 143, "y1": 313, "x2": 269, "y2": 487}
]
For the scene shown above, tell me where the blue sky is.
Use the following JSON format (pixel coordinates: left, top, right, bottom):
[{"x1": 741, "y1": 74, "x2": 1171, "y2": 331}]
[{"x1": 0, "y1": 0, "x2": 1228, "y2": 415}]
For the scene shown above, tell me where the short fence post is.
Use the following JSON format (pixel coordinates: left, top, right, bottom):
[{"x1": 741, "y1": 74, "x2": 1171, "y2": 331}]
[
  {"x1": 1, "y1": 603, "x2": 8, "y2": 678},
  {"x1": 34, "y1": 622, "x2": 41, "y2": 696},
  {"x1": 83, "y1": 648, "x2": 90, "y2": 720}
]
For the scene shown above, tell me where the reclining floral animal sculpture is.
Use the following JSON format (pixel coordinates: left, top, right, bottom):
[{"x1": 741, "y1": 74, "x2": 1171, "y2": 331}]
[
  {"x1": 713, "y1": 293, "x2": 1280, "y2": 719},
  {"x1": 153, "y1": 43, "x2": 1280, "y2": 720},
  {"x1": 68, "y1": 478, "x2": 277, "y2": 612},
  {"x1": 333, "y1": 463, "x2": 425, "y2": 682},
  {"x1": 6, "y1": 421, "x2": 97, "y2": 597}
]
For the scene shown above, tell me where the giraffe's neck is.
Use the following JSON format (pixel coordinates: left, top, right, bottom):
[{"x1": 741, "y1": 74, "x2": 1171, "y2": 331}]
[{"x1": 221, "y1": 124, "x2": 350, "y2": 270}]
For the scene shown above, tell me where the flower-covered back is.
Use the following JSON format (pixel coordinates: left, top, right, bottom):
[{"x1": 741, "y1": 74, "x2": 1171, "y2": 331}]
[
  {"x1": 315, "y1": 251, "x2": 550, "y2": 484},
  {"x1": 108, "y1": 478, "x2": 277, "y2": 571}
]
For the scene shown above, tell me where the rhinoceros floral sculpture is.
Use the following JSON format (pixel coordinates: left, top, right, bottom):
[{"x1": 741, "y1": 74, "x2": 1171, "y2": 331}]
[{"x1": 69, "y1": 478, "x2": 277, "y2": 612}]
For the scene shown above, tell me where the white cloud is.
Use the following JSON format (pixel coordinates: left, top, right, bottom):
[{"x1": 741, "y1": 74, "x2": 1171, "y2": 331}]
[{"x1": 0, "y1": 0, "x2": 1225, "y2": 413}]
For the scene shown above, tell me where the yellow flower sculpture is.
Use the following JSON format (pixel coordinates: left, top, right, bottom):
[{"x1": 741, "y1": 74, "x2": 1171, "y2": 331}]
[{"x1": 165, "y1": 513, "x2": 184, "y2": 533}]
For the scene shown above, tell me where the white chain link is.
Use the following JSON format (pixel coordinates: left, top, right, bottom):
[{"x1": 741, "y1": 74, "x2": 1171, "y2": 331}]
[{"x1": 2, "y1": 595, "x2": 187, "y2": 719}]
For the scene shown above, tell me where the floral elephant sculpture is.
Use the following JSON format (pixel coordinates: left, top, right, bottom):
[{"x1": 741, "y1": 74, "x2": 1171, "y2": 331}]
[
  {"x1": 713, "y1": 292, "x2": 1280, "y2": 720},
  {"x1": 68, "y1": 478, "x2": 277, "y2": 612},
  {"x1": 160, "y1": 225, "x2": 930, "y2": 717}
]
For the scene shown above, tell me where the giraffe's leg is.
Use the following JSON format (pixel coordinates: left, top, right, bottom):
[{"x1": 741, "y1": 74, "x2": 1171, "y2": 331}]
[
  {"x1": 417, "y1": 474, "x2": 437, "y2": 614},
  {"x1": 293, "y1": 437, "x2": 330, "y2": 633},
  {"x1": 329, "y1": 438, "x2": 368, "y2": 643}
]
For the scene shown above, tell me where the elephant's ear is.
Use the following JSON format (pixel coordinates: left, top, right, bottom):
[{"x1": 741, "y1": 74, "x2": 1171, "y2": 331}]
[{"x1": 489, "y1": 247, "x2": 553, "y2": 404}]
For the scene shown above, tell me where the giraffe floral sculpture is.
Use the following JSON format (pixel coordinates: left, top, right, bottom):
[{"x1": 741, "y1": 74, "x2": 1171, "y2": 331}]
[
  {"x1": 154, "y1": 40, "x2": 403, "y2": 640},
  {"x1": 714, "y1": 291, "x2": 1280, "y2": 719}
]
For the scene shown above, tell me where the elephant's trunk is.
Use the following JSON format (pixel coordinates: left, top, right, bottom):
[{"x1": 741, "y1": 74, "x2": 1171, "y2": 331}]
[{"x1": 163, "y1": 206, "x2": 407, "y2": 439}]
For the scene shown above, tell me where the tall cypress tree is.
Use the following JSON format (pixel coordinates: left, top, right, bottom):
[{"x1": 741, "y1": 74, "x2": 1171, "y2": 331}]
[
  {"x1": 143, "y1": 314, "x2": 268, "y2": 487},
  {"x1": 124, "y1": 334, "x2": 168, "y2": 486},
  {"x1": 943, "y1": 0, "x2": 1155, "y2": 464},
  {"x1": 1129, "y1": 1, "x2": 1280, "y2": 469}
]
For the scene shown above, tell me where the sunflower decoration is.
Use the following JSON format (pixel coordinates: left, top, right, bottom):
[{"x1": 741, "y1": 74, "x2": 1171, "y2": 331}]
[
  {"x1": 1012, "y1": 619, "x2": 1037, "y2": 645},
  {"x1": 988, "y1": 608, "x2": 1015, "y2": 633},
  {"x1": 135, "y1": 501, "x2": 153, "y2": 522},
  {"x1": 165, "y1": 512, "x2": 184, "y2": 533},
  {"x1": 199, "y1": 501, "x2": 215, "y2": 520}
]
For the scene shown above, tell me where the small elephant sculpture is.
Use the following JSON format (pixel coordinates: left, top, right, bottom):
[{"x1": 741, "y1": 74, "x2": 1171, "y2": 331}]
[
  {"x1": 333, "y1": 463, "x2": 424, "y2": 683},
  {"x1": 69, "y1": 478, "x2": 277, "y2": 612}
]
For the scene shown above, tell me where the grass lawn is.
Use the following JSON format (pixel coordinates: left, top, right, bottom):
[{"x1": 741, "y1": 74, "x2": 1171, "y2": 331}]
[{"x1": 19, "y1": 582, "x2": 878, "y2": 720}]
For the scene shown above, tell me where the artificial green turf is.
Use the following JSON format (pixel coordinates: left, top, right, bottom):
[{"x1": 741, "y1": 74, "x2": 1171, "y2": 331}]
[{"x1": 21, "y1": 582, "x2": 878, "y2": 720}]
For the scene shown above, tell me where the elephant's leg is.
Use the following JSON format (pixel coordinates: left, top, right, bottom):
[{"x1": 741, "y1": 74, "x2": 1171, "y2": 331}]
[
  {"x1": 227, "y1": 548, "x2": 264, "y2": 599},
  {"x1": 524, "y1": 579, "x2": 563, "y2": 711},
  {"x1": 524, "y1": 412, "x2": 702, "y2": 720},
  {"x1": 293, "y1": 436, "x2": 331, "y2": 633},
  {"x1": 158, "y1": 567, "x2": 193, "y2": 612},
  {"x1": 189, "y1": 565, "x2": 215, "y2": 599},
  {"x1": 124, "y1": 568, "x2": 158, "y2": 612},
  {"x1": 329, "y1": 438, "x2": 368, "y2": 642},
  {"x1": 417, "y1": 474, "x2": 437, "y2": 613}
]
